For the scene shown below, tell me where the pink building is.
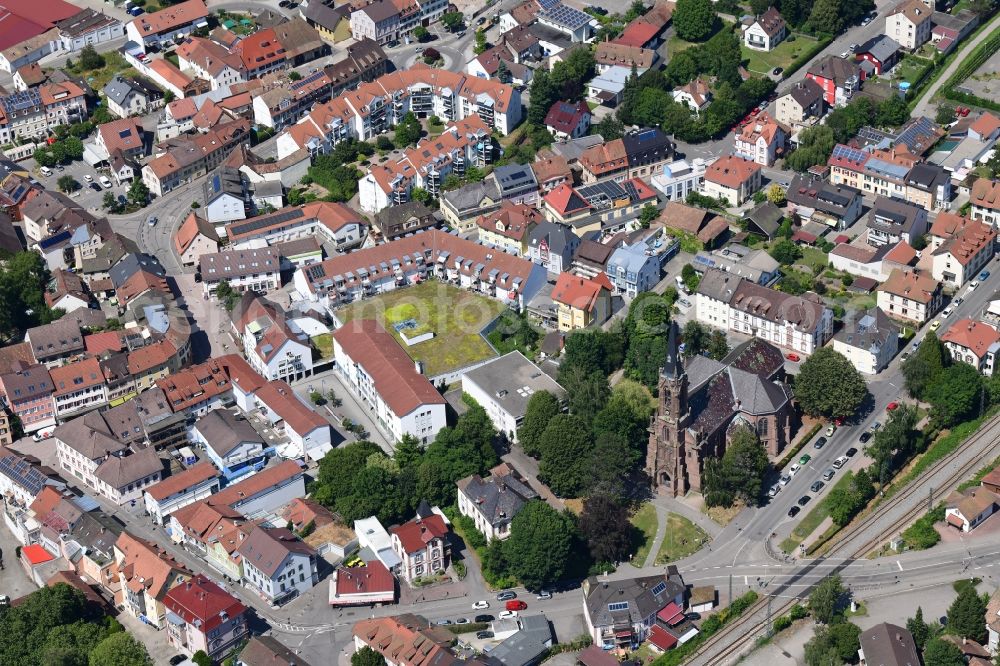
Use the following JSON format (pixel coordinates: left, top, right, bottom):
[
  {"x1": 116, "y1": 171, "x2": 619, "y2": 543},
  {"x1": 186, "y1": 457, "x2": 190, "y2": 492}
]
[
  {"x1": 0, "y1": 362, "x2": 55, "y2": 433},
  {"x1": 389, "y1": 508, "x2": 450, "y2": 584},
  {"x1": 163, "y1": 574, "x2": 248, "y2": 660}
]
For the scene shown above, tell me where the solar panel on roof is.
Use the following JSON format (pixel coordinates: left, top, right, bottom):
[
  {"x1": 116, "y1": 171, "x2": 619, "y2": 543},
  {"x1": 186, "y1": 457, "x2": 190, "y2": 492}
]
[
  {"x1": 831, "y1": 144, "x2": 868, "y2": 163},
  {"x1": 229, "y1": 208, "x2": 305, "y2": 236},
  {"x1": 291, "y1": 70, "x2": 326, "y2": 91}
]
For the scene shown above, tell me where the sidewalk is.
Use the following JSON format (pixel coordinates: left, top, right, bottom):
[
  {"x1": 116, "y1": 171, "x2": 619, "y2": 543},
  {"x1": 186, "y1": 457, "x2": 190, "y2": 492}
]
[{"x1": 653, "y1": 493, "x2": 724, "y2": 539}]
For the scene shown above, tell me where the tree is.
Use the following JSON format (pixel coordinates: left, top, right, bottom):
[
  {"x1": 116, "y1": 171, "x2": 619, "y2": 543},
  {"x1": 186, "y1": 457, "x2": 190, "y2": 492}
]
[
  {"x1": 33, "y1": 148, "x2": 56, "y2": 168},
  {"x1": 560, "y1": 365, "x2": 610, "y2": 424},
  {"x1": 0, "y1": 252, "x2": 60, "y2": 341},
  {"x1": 769, "y1": 238, "x2": 802, "y2": 265},
  {"x1": 414, "y1": 25, "x2": 430, "y2": 41},
  {"x1": 766, "y1": 183, "x2": 786, "y2": 205},
  {"x1": 561, "y1": 328, "x2": 624, "y2": 377},
  {"x1": 537, "y1": 414, "x2": 594, "y2": 497},
  {"x1": 706, "y1": 330, "x2": 729, "y2": 360},
  {"x1": 935, "y1": 104, "x2": 956, "y2": 125},
  {"x1": 902, "y1": 333, "x2": 946, "y2": 399},
  {"x1": 682, "y1": 320, "x2": 710, "y2": 357},
  {"x1": 214, "y1": 280, "x2": 239, "y2": 311},
  {"x1": 749, "y1": 0, "x2": 771, "y2": 13},
  {"x1": 57, "y1": 175, "x2": 80, "y2": 193},
  {"x1": 518, "y1": 391, "x2": 561, "y2": 458},
  {"x1": 702, "y1": 426, "x2": 770, "y2": 507},
  {"x1": 794, "y1": 348, "x2": 869, "y2": 420},
  {"x1": 474, "y1": 29, "x2": 488, "y2": 54},
  {"x1": 877, "y1": 95, "x2": 910, "y2": 127},
  {"x1": 394, "y1": 111, "x2": 422, "y2": 147},
  {"x1": 808, "y1": 0, "x2": 844, "y2": 34},
  {"x1": 638, "y1": 203, "x2": 659, "y2": 228},
  {"x1": 88, "y1": 633, "x2": 152, "y2": 666},
  {"x1": 353, "y1": 646, "x2": 387, "y2": 666},
  {"x1": 78, "y1": 45, "x2": 105, "y2": 70},
  {"x1": 804, "y1": 622, "x2": 861, "y2": 664},
  {"x1": 809, "y1": 575, "x2": 846, "y2": 625},
  {"x1": 579, "y1": 494, "x2": 633, "y2": 563},
  {"x1": 410, "y1": 187, "x2": 432, "y2": 205},
  {"x1": 441, "y1": 11, "x2": 463, "y2": 30},
  {"x1": 906, "y1": 606, "x2": 930, "y2": 650},
  {"x1": 192, "y1": 651, "x2": 212, "y2": 666},
  {"x1": 865, "y1": 405, "x2": 918, "y2": 486},
  {"x1": 503, "y1": 501, "x2": 576, "y2": 589},
  {"x1": 922, "y1": 637, "x2": 965, "y2": 666},
  {"x1": 681, "y1": 263, "x2": 700, "y2": 291},
  {"x1": 102, "y1": 191, "x2": 119, "y2": 213},
  {"x1": 946, "y1": 582, "x2": 988, "y2": 642},
  {"x1": 592, "y1": 114, "x2": 625, "y2": 140},
  {"x1": 926, "y1": 363, "x2": 983, "y2": 427},
  {"x1": 127, "y1": 179, "x2": 149, "y2": 207},
  {"x1": 288, "y1": 71, "x2": 302, "y2": 81},
  {"x1": 673, "y1": 0, "x2": 716, "y2": 41}
]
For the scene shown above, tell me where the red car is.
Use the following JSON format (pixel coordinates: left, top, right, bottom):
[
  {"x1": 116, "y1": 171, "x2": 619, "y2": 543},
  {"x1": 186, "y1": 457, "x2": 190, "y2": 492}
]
[
  {"x1": 506, "y1": 600, "x2": 528, "y2": 611},
  {"x1": 785, "y1": 353, "x2": 800, "y2": 362},
  {"x1": 887, "y1": 401, "x2": 900, "y2": 411}
]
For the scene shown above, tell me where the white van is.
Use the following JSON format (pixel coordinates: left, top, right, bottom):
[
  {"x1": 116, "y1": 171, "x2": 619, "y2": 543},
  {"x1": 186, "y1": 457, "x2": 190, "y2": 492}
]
[
  {"x1": 99, "y1": 176, "x2": 113, "y2": 189},
  {"x1": 39, "y1": 166, "x2": 52, "y2": 177}
]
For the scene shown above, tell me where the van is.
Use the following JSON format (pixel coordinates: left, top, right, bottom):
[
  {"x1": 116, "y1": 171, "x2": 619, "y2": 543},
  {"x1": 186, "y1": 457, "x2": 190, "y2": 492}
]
[{"x1": 39, "y1": 166, "x2": 52, "y2": 177}]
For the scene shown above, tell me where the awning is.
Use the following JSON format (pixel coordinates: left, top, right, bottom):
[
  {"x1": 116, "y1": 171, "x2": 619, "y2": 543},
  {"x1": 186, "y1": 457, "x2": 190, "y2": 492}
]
[{"x1": 614, "y1": 630, "x2": 632, "y2": 638}]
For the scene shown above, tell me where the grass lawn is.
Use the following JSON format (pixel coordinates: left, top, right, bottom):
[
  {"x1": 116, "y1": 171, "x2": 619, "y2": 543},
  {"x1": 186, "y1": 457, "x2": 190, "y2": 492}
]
[
  {"x1": 68, "y1": 50, "x2": 135, "y2": 93},
  {"x1": 630, "y1": 502, "x2": 659, "y2": 565},
  {"x1": 312, "y1": 333, "x2": 334, "y2": 361},
  {"x1": 897, "y1": 56, "x2": 934, "y2": 85},
  {"x1": 742, "y1": 35, "x2": 819, "y2": 75},
  {"x1": 335, "y1": 281, "x2": 504, "y2": 377},
  {"x1": 780, "y1": 471, "x2": 854, "y2": 553},
  {"x1": 654, "y1": 513, "x2": 709, "y2": 565},
  {"x1": 667, "y1": 35, "x2": 700, "y2": 58},
  {"x1": 799, "y1": 246, "x2": 830, "y2": 272}
]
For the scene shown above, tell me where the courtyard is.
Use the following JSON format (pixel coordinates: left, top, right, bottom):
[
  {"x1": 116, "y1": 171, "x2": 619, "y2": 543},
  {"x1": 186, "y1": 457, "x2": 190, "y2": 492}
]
[{"x1": 334, "y1": 281, "x2": 505, "y2": 377}]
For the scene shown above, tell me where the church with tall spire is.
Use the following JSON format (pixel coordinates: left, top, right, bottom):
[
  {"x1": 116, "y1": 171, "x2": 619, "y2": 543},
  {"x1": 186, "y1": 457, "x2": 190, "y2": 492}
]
[{"x1": 646, "y1": 324, "x2": 797, "y2": 497}]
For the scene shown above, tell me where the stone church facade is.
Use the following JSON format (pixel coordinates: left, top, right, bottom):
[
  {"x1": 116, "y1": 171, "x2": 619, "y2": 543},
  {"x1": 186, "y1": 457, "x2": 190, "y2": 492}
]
[{"x1": 646, "y1": 327, "x2": 797, "y2": 497}]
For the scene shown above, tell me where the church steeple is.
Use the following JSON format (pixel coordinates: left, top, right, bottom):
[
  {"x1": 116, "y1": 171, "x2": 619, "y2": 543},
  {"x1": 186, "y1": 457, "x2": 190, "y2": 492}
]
[{"x1": 663, "y1": 320, "x2": 681, "y2": 379}]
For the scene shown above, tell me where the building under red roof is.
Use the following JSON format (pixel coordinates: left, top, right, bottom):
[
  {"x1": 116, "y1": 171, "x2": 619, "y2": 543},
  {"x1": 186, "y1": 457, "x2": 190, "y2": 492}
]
[
  {"x1": 163, "y1": 574, "x2": 247, "y2": 634},
  {"x1": 0, "y1": 0, "x2": 81, "y2": 51},
  {"x1": 390, "y1": 513, "x2": 449, "y2": 554},
  {"x1": 21, "y1": 543, "x2": 53, "y2": 565},
  {"x1": 614, "y1": 20, "x2": 660, "y2": 48},
  {"x1": 648, "y1": 625, "x2": 678, "y2": 651},
  {"x1": 330, "y1": 560, "x2": 395, "y2": 606}
]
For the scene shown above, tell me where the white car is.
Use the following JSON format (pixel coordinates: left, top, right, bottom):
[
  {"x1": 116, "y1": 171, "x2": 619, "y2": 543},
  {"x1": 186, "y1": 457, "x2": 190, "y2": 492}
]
[
  {"x1": 768, "y1": 484, "x2": 780, "y2": 498},
  {"x1": 498, "y1": 610, "x2": 518, "y2": 619},
  {"x1": 536, "y1": 591, "x2": 552, "y2": 600},
  {"x1": 472, "y1": 601, "x2": 490, "y2": 610},
  {"x1": 83, "y1": 174, "x2": 93, "y2": 182},
  {"x1": 969, "y1": 280, "x2": 980, "y2": 291},
  {"x1": 779, "y1": 474, "x2": 791, "y2": 486},
  {"x1": 39, "y1": 166, "x2": 52, "y2": 177},
  {"x1": 832, "y1": 456, "x2": 849, "y2": 469},
  {"x1": 789, "y1": 463, "x2": 801, "y2": 476},
  {"x1": 942, "y1": 306, "x2": 953, "y2": 318},
  {"x1": 99, "y1": 176, "x2": 113, "y2": 189},
  {"x1": 824, "y1": 425, "x2": 835, "y2": 437}
]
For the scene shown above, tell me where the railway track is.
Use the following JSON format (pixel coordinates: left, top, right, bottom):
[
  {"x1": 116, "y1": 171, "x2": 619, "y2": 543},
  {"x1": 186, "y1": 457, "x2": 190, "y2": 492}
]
[{"x1": 685, "y1": 411, "x2": 1000, "y2": 665}]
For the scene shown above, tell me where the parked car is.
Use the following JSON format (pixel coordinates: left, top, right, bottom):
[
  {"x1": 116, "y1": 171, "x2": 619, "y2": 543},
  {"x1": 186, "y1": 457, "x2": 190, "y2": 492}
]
[
  {"x1": 475, "y1": 615, "x2": 494, "y2": 623},
  {"x1": 147, "y1": 215, "x2": 158, "y2": 227},
  {"x1": 969, "y1": 280, "x2": 980, "y2": 290},
  {"x1": 814, "y1": 436, "x2": 827, "y2": 449},
  {"x1": 477, "y1": 631, "x2": 494, "y2": 640},
  {"x1": 39, "y1": 166, "x2": 52, "y2": 177},
  {"x1": 768, "y1": 484, "x2": 780, "y2": 497},
  {"x1": 859, "y1": 431, "x2": 871, "y2": 443},
  {"x1": 810, "y1": 480, "x2": 825, "y2": 492},
  {"x1": 788, "y1": 506, "x2": 800, "y2": 518},
  {"x1": 99, "y1": 176, "x2": 113, "y2": 189},
  {"x1": 871, "y1": 421, "x2": 881, "y2": 431},
  {"x1": 83, "y1": 174, "x2": 93, "y2": 182},
  {"x1": 686, "y1": 612, "x2": 701, "y2": 621},
  {"x1": 824, "y1": 424, "x2": 836, "y2": 437},
  {"x1": 536, "y1": 591, "x2": 552, "y2": 600},
  {"x1": 954, "y1": 297, "x2": 964, "y2": 306},
  {"x1": 505, "y1": 600, "x2": 527, "y2": 611},
  {"x1": 772, "y1": 66, "x2": 783, "y2": 75},
  {"x1": 498, "y1": 611, "x2": 518, "y2": 619},
  {"x1": 473, "y1": 601, "x2": 490, "y2": 610},
  {"x1": 786, "y1": 352, "x2": 800, "y2": 362},
  {"x1": 436, "y1": 619, "x2": 453, "y2": 625},
  {"x1": 942, "y1": 306, "x2": 953, "y2": 318},
  {"x1": 456, "y1": 618, "x2": 470, "y2": 625},
  {"x1": 980, "y1": 270, "x2": 991, "y2": 281},
  {"x1": 845, "y1": 447, "x2": 858, "y2": 457},
  {"x1": 798, "y1": 495, "x2": 811, "y2": 506},
  {"x1": 496, "y1": 591, "x2": 516, "y2": 601},
  {"x1": 89, "y1": 183, "x2": 101, "y2": 192},
  {"x1": 832, "y1": 456, "x2": 849, "y2": 469},
  {"x1": 799, "y1": 454, "x2": 811, "y2": 465},
  {"x1": 779, "y1": 474, "x2": 791, "y2": 486},
  {"x1": 822, "y1": 469, "x2": 835, "y2": 481},
  {"x1": 887, "y1": 401, "x2": 899, "y2": 411},
  {"x1": 789, "y1": 464, "x2": 801, "y2": 476},
  {"x1": 929, "y1": 320, "x2": 941, "y2": 332}
]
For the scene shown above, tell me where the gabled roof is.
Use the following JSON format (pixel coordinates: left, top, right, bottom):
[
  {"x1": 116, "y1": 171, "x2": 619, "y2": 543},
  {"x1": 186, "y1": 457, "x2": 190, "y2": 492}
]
[
  {"x1": 544, "y1": 99, "x2": 590, "y2": 134},
  {"x1": 749, "y1": 7, "x2": 785, "y2": 38},
  {"x1": 390, "y1": 513, "x2": 448, "y2": 554},
  {"x1": 552, "y1": 272, "x2": 609, "y2": 312},
  {"x1": 145, "y1": 461, "x2": 219, "y2": 502},
  {"x1": 236, "y1": 524, "x2": 314, "y2": 577},
  {"x1": 163, "y1": 574, "x2": 246, "y2": 634}
]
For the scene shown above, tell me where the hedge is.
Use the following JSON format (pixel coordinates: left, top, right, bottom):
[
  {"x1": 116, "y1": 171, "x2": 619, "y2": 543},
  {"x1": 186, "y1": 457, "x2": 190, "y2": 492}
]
[{"x1": 783, "y1": 35, "x2": 834, "y2": 79}]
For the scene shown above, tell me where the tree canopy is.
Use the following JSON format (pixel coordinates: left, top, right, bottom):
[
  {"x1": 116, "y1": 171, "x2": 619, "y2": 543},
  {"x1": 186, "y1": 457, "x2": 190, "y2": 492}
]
[
  {"x1": 809, "y1": 574, "x2": 846, "y2": 625},
  {"x1": 352, "y1": 646, "x2": 388, "y2": 666},
  {"x1": 794, "y1": 348, "x2": 869, "y2": 420},
  {"x1": 579, "y1": 494, "x2": 634, "y2": 564},
  {"x1": 504, "y1": 501, "x2": 576, "y2": 590},
  {"x1": 537, "y1": 414, "x2": 594, "y2": 497},
  {"x1": 702, "y1": 426, "x2": 770, "y2": 507},
  {"x1": 946, "y1": 582, "x2": 987, "y2": 643},
  {"x1": 518, "y1": 391, "x2": 561, "y2": 458},
  {"x1": 902, "y1": 333, "x2": 947, "y2": 400},
  {"x1": 926, "y1": 363, "x2": 983, "y2": 428},
  {"x1": 0, "y1": 251, "x2": 61, "y2": 342},
  {"x1": 673, "y1": 0, "x2": 717, "y2": 41}
]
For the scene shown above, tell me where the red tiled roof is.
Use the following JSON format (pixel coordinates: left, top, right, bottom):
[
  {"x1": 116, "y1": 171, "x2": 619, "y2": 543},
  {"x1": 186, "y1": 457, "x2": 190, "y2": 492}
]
[
  {"x1": 234, "y1": 27, "x2": 286, "y2": 70},
  {"x1": 552, "y1": 272, "x2": 608, "y2": 312},
  {"x1": 145, "y1": 461, "x2": 219, "y2": 502},
  {"x1": 941, "y1": 319, "x2": 1000, "y2": 359},
  {"x1": 129, "y1": 0, "x2": 208, "y2": 37},
  {"x1": 332, "y1": 321, "x2": 446, "y2": 418},
  {"x1": 971, "y1": 112, "x2": 1000, "y2": 138},
  {"x1": 705, "y1": 155, "x2": 761, "y2": 188},
  {"x1": 544, "y1": 100, "x2": 589, "y2": 135},
  {"x1": 49, "y1": 357, "x2": 104, "y2": 396},
  {"x1": 212, "y1": 460, "x2": 303, "y2": 508},
  {"x1": 98, "y1": 117, "x2": 144, "y2": 155},
  {"x1": 613, "y1": 20, "x2": 660, "y2": 48},
  {"x1": 657, "y1": 601, "x2": 684, "y2": 625},
  {"x1": 334, "y1": 560, "x2": 394, "y2": 596},
  {"x1": 254, "y1": 380, "x2": 329, "y2": 436},
  {"x1": 84, "y1": 331, "x2": 124, "y2": 355},
  {"x1": 648, "y1": 625, "x2": 678, "y2": 651},
  {"x1": 390, "y1": 513, "x2": 448, "y2": 554},
  {"x1": 163, "y1": 574, "x2": 246, "y2": 633},
  {"x1": 156, "y1": 354, "x2": 265, "y2": 411}
]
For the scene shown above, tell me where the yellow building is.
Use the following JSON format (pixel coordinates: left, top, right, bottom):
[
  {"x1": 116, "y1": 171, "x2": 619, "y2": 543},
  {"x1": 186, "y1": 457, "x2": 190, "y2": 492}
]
[
  {"x1": 303, "y1": 1, "x2": 353, "y2": 43},
  {"x1": 475, "y1": 201, "x2": 541, "y2": 256},
  {"x1": 552, "y1": 272, "x2": 613, "y2": 331}
]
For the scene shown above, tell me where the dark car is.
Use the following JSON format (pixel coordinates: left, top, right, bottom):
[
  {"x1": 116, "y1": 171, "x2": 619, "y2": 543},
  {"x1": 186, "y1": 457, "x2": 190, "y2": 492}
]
[
  {"x1": 496, "y1": 591, "x2": 516, "y2": 601},
  {"x1": 797, "y1": 495, "x2": 811, "y2": 507},
  {"x1": 278, "y1": 0, "x2": 290, "y2": 6},
  {"x1": 859, "y1": 431, "x2": 871, "y2": 443},
  {"x1": 685, "y1": 612, "x2": 701, "y2": 621},
  {"x1": 772, "y1": 67, "x2": 783, "y2": 75},
  {"x1": 169, "y1": 657, "x2": 187, "y2": 666},
  {"x1": 810, "y1": 480, "x2": 824, "y2": 492},
  {"x1": 845, "y1": 447, "x2": 858, "y2": 457},
  {"x1": 813, "y1": 436, "x2": 827, "y2": 449},
  {"x1": 788, "y1": 506, "x2": 800, "y2": 517},
  {"x1": 475, "y1": 614, "x2": 494, "y2": 623},
  {"x1": 89, "y1": 183, "x2": 101, "y2": 191},
  {"x1": 477, "y1": 631, "x2": 495, "y2": 640}
]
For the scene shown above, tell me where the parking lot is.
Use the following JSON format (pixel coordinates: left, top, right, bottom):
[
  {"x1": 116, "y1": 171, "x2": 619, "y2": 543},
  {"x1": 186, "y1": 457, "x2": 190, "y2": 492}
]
[{"x1": 29, "y1": 158, "x2": 128, "y2": 215}]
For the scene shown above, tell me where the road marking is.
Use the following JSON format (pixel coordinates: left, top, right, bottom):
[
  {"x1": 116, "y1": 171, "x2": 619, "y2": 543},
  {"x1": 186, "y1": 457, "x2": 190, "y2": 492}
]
[
  {"x1": 744, "y1": 576, "x2": 748, "y2": 585},
  {"x1": 897, "y1": 561, "x2": 904, "y2": 572}
]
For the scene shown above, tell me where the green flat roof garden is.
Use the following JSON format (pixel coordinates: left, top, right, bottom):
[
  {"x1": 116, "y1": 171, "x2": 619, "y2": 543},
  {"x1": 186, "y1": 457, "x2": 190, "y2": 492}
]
[{"x1": 335, "y1": 281, "x2": 505, "y2": 377}]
